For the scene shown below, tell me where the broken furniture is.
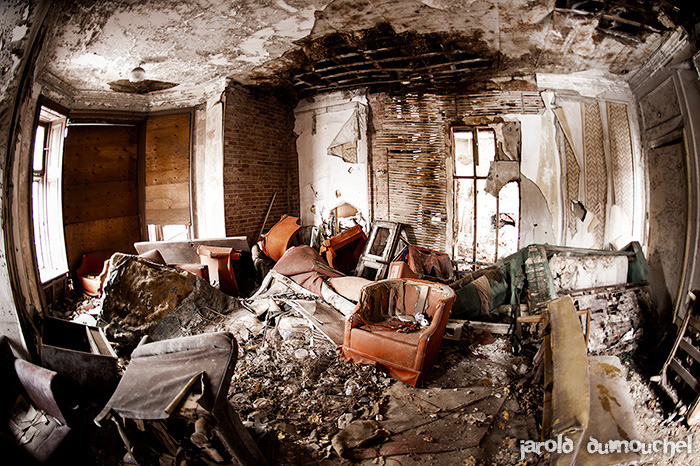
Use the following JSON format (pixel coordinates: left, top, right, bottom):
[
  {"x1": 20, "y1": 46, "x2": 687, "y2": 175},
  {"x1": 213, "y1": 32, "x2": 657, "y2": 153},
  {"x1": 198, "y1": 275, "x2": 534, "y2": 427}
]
[
  {"x1": 76, "y1": 249, "x2": 114, "y2": 297},
  {"x1": 387, "y1": 261, "x2": 418, "y2": 280},
  {"x1": 135, "y1": 236, "x2": 254, "y2": 286},
  {"x1": 261, "y1": 214, "x2": 301, "y2": 262},
  {"x1": 518, "y1": 242, "x2": 654, "y2": 354},
  {"x1": 393, "y1": 245, "x2": 455, "y2": 283},
  {"x1": 95, "y1": 332, "x2": 267, "y2": 465},
  {"x1": 451, "y1": 265, "x2": 508, "y2": 319},
  {"x1": 340, "y1": 278, "x2": 455, "y2": 387},
  {"x1": 76, "y1": 248, "x2": 210, "y2": 298},
  {"x1": 542, "y1": 296, "x2": 639, "y2": 465},
  {"x1": 354, "y1": 221, "x2": 403, "y2": 280},
  {"x1": 134, "y1": 236, "x2": 250, "y2": 263},
  {"x1": 197, "y1": 245, "x2": 241, "y2": 296},
  {"x1": 272, "y1": 245, "x2": 344, "y2": 296},
  {"x1": 656, "y1": 290, "x2": 700, "y2": 425},
  {"x1": 522, "y1": 242, "x2": 649, "y2": 313},
  {"x1": 1, "y1": 337, "x2": 73, "y2": 463},
  {"x1": 41, "y1": 316, "x2": 119, "y2": 399},
  {"x1": 319, "y1": 224, "x2": 367, "y2": 275}
]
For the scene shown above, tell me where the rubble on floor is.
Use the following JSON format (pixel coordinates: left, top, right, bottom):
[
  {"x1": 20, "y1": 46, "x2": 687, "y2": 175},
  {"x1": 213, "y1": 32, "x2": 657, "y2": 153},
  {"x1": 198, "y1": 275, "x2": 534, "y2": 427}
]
[
  {"x1": 36, "y1": 238, "x2": 700, "y2": 464},
  {"x1": 99, "y1": 253, "x2": 241, "y2": 355},
  {"x1": 226, "y1": 319, "x2": 541, "y2": 464},
  {"x1": 570, "y1": 283, "x2": 657, "y2": 356}
]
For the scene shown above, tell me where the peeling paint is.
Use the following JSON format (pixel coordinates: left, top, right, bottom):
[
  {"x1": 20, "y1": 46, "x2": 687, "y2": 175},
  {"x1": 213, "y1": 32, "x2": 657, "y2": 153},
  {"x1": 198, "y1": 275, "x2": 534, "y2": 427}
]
[
  {"x1": 36, "y1": 0, "x2": 674, "y2": 99},
  {"x1": 11, "y1": 25, "x2": 27, "y2": 42}
]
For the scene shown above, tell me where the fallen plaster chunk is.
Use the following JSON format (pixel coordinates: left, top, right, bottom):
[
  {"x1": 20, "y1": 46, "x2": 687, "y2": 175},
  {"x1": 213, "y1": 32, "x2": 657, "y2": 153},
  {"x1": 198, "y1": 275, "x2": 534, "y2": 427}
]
[
  {"x1": 331, "y1": 420, "x2": 388, "y2": 457},
  {"x1": 485, "y1": 160, "x2": 520, "y2": 196},
  {"x1": 99, "y1": 253, "x2": 242, "y2": 353}
]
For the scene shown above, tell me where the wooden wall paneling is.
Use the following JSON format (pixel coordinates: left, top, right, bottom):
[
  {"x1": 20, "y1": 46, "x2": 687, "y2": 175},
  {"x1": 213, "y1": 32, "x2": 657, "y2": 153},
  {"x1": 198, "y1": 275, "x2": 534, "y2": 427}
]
[
  {"x1": 144, "y1": 183, "x2": 191, "y2": 225},
  {"x1": 144, "y1": 112, "x2": 192, "y2": 227},
  {"x1": 63, "y1": 181, "x2": 138, "y2": 224},
  {"x1": 62, "y1": 124, "x2": 140, "y2": 272},
  {"x1": 63, "y1": 126, "x2": 138, "y2": 184},
  {"x1": 63, "y1": 216, "x2": 141, "y2": 269}
]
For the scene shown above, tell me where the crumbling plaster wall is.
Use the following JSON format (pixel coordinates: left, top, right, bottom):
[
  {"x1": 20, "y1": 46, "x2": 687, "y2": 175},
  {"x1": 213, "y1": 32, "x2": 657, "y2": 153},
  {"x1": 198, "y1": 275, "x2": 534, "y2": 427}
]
[
  {"x1": 0, "y1": 0, "x2": 44, "y2": 357},
  {"x1": 630, "y1": 40, "x2": 700, "y2": 322},
  {"x1": 364, "y1": 84, "x2": 644, "y2": 259},
  {"x1": 517, "y1": 112, "x2": 560, "y2": 247},
  {"x1": 193, "y1": 96, "x2": 226, "y2": 239},
  {"x1": 537, "y1": 71, "x2": 646, "y2": 248},
  {"x1": 294, "y1": 90, "x2": 369, "y2": 229},
  {"x1": 222, "y1": 84, "x2": 300, "y2": 242}
]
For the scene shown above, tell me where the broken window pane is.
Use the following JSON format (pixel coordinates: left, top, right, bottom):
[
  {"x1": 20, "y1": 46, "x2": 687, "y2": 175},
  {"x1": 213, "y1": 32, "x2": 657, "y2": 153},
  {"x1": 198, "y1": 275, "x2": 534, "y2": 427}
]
[
  {"x1": 475, "y1": 179, "x2": 497, "y2": 263},
  {"x1": 476, "y1": 129, "x2": 495, "y2": 177},
  {"x1": 453, "y1": 131, "x2": 473, "y2": 176},
  {"x1": 498, "y1": 181, "x2": 520, "y2": 259},
  {"x1": 454, "y1": 179, "x2": 474, "y2": 261}
]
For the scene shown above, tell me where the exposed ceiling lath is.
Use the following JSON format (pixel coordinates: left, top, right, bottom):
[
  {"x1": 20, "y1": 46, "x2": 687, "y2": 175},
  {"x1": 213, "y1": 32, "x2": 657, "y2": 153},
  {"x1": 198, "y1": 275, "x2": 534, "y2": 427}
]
[{"x1": 289, "y1": 25, "x2": 492, "y2": 94}]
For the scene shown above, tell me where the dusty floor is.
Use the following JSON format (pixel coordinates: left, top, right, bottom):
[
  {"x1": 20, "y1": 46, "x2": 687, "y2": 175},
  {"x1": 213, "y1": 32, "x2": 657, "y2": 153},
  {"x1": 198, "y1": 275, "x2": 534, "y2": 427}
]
[
  {"x1": 626, "y1": 361, "x2": 699, "y2": 466},
  {"x1": 225, "y1": 322, "x2": 541, "y2": 465},
  {"x1": 51, "y1": 291, "x2": 700, "y2": 465}
]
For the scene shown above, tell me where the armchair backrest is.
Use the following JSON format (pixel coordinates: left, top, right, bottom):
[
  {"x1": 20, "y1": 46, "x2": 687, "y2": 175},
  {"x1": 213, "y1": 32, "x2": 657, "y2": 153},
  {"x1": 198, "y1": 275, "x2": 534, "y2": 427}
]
[{"x1": 355, "y1": 279, "x2": 454, "y2": 323}]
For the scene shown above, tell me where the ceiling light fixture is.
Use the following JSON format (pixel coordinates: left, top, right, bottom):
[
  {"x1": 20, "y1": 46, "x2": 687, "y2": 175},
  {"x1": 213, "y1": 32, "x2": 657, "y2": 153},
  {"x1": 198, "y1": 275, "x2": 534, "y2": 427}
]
[{"x1": 129, "y1": 66, "x2": 146, "y2": 83}]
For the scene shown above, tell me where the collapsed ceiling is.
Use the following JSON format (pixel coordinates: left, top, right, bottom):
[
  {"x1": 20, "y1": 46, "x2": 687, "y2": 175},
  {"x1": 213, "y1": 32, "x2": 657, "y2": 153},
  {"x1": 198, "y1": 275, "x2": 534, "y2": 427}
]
[{"x1": 38, "y1": 0, "x2": 691, "y2": 98}]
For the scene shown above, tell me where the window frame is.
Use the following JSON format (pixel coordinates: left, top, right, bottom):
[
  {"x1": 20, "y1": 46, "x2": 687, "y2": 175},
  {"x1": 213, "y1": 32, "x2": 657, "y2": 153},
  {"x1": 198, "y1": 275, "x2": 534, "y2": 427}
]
[
  {"x1": 451, "y1": 126, "x2": 520, "y2": 266},
  {"x1": 31, "y1": 106, "x2": 69, "y2": 284}
]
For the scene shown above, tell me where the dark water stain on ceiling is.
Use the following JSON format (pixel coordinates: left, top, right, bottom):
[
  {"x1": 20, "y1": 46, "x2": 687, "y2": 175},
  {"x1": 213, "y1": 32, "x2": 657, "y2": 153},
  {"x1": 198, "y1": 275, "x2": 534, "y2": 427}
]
[{"x1": 37, "y1": 0, "x2": 690, "y2": 99}]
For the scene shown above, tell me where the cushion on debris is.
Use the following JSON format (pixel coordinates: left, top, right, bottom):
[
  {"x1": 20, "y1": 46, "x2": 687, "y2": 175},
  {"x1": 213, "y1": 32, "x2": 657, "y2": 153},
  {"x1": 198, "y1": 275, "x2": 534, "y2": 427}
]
[{"x1": 328, "y1": 276, "x2": 373, "y2": 302}]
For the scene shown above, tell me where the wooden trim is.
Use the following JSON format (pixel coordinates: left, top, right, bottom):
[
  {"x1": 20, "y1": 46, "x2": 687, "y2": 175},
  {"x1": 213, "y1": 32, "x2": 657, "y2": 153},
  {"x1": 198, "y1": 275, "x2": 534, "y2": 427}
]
[
  {"x1": 137, "y1": 121, "x2": 147, "y2": 241},
  {"x1": 68, "y1": 109, "x2": 147, "y2": 123},
  {"x1": 36, "y1": 95, "x2": 70, "y2": 119}
]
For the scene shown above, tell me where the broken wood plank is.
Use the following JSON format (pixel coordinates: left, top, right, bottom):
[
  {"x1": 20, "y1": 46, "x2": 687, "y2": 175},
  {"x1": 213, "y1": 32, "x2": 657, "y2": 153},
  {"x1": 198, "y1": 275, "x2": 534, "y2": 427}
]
[{"x1": 463, "y1": 321, "x2": 511, "y2": 335}]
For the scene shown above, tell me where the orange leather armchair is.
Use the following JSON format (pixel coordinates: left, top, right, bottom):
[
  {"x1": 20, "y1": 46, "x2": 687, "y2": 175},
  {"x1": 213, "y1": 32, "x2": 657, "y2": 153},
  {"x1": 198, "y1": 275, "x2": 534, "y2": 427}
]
[
  {"x1": 340, "y1": 279, "x2": 455, "y2": 387},
  {"x1": 76, "y1": 250, "x2": 114, "y2": 297}
]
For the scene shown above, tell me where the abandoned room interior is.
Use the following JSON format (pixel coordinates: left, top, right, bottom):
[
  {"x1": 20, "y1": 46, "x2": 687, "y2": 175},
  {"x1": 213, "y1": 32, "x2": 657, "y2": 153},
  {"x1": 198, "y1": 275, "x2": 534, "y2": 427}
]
[{"x1": 1, "y1": 0, "x2": 700, "y2": 464}]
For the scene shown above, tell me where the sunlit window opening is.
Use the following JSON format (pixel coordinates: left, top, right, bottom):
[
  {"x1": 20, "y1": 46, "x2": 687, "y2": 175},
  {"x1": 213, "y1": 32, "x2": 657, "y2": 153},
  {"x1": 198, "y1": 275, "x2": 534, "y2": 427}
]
[
  {"x1": 32, "y1": 106, "x2": 69, "y2": 283},
  {"x1": 453, "y1": 128, "x2": 519, "y2": 265}
]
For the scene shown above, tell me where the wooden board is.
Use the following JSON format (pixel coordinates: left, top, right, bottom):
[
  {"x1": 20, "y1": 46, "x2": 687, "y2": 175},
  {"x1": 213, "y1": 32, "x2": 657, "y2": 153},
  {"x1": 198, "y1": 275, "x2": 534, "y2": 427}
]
[
  {"x1": 144, "y1": 183, "x2": 191, "y2": 224},
  {"x1": 63, "y1": 180, "x2": 138, "y2": 224},
  {"x1": 64, "y1": 216, "x2": 140, "y2": 271},
  {"x1": 63, "y1": 126, "x2": 138, "y2": 184},
  {"x1": 145, "y1": 112, "x2": 191, "y2": 226},
  {"x1": 62, "y1": 125, "x2": 141, "y2": 273}
]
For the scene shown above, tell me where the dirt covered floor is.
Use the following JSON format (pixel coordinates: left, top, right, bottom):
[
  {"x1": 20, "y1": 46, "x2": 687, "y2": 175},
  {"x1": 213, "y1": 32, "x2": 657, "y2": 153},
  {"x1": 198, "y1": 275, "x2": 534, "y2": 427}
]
[
  {"x1": 226, "y1": 320, "x2": 542, "y2": 465},
  {"x1": 51, "y1": 289, "x2": 699, "y2": 465}
]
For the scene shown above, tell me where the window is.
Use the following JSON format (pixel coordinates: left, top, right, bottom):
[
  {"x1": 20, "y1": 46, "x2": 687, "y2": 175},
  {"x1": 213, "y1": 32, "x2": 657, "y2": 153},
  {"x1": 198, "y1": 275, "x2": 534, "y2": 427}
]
[
  {"x1": 453, "y1": 128, "x2": 519, "y2": 265},
  {"x1": 32, "y1": 107, "x2": 69, "y2": 282},
  {"x1": 147, "y1": 224, "x2": 189, "y2": 242}
]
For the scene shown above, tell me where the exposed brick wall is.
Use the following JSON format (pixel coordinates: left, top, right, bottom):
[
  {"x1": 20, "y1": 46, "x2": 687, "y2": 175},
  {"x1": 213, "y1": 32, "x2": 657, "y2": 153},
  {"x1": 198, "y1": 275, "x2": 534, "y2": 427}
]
[{"x1": 223, "y1": 84, "x2": 300, "y2": 242}]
